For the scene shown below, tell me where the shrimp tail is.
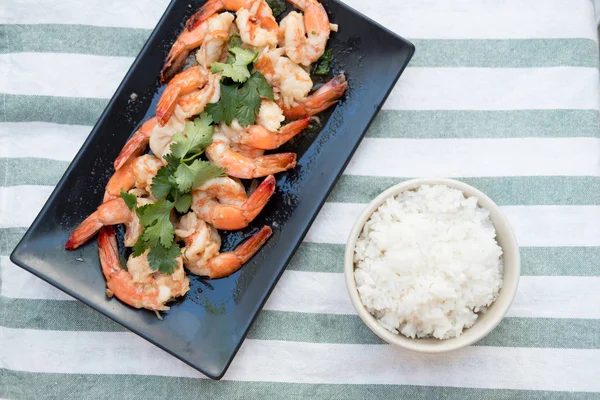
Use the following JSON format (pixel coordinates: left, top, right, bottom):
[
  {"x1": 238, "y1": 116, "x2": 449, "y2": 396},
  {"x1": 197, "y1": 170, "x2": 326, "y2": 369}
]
[
  {"x1": 65, "y1": 214, "x2": 104, "y2": 250},
  {"x1": 243, "y1": 175, "x2": 276, "y2": 221},
  {"x1": 156, "y1": 86, "x2": 182, "y2": 126},
  {"x1": 283, "y1": 74, "x2": 347, "y2": 120},
  {"x1": 242, "y1": 117, "x2": 310, "y2": 149},
  {"x1": 114, "y1": 117, "x2": 158, "y2": 170},
  {"x1": 97, "y1": 226, "x2": 120, "y2": 279},
  {"x1": 104, "y1": 158, "x2": 137, "y2": 202},
  {"x1": 186, "y1": 0, "x2": 224, "y2": 31},
  {"x1": 161, "y1": 46, "x2": 190, "y2": 84},
  {"x1": 65, "y1": 198, "x2": 132, "y2": 250},
  {"x1": 205, "y1": 225, "x2": 273, "y2": 278},
  {"x1": 254, "y1": 153, "x2": 297, "y2": 177}
]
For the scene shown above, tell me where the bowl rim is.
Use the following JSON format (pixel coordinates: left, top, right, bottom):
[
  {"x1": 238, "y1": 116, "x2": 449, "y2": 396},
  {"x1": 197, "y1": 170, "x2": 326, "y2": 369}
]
[{"x1": 344, "y1": 178, "x2": 521, "y2": 353}]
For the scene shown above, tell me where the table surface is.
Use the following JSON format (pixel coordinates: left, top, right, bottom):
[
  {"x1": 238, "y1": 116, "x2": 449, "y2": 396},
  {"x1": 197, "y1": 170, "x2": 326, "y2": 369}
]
[{"x1": 1, "y1": 0, "x2": 599, "y2": 398}]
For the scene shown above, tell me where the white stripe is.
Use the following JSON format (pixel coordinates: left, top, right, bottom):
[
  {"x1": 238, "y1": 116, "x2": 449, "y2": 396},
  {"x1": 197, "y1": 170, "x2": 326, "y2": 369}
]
[
  {"x1": 0, "y1": 186, "x2": 54, "y2": 229},
  {"x1": 4, "y1": 259, "x2": 599, "y2": 319},
  {"x1": 266, "y1": 272, "x2": 600, "y2": 319},
  {"x1": 1, "y1": 257, "x2": 73, "y2": 301},
  {"x1": 0, "y1": 0, "x2": 169, "y2": 28},
  {"x1": 3, "y1": 54, "x2": 598, "y2": 112},
  {"x1": 0, "y1": 0, "x2": 596, "y2": 41},
  {"x1": 346, "y1": 138, "x2": 600, "y2": 178},
  {"x1": 2, "y1": 186, "x2": 599, "y2": 246},
  {"x1": 6, "y1": 128, "x2": 599, "y2": 179},
  {"x1": 0, "y1": 122, "x2": 89, "y2": 161},
  {"x1": 345, "y1": 0, "x2": 597, "y2": 40},
  {"x1": 306, "y1": 203, "x2": 600, "y2": 247},
  {"x1": 1, "y1": 327, "x2": 599, "y2": 390},
  {"x1": 383, "y1": 67, "x2": 599, "y2": 110},
  {"x1": 0, "y1": 53, "x2": 133, "y2": 98}
]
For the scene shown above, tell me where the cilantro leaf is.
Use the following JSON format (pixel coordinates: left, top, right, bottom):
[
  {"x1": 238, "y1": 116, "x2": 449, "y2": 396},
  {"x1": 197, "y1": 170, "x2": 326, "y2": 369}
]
[
  {"x1": 312, "y1": 48, "x2": 333, "y2": 76},
  {"x1": 206, "y1": 83, "x2": 238, "y2": 125},
  {"x1": 132, "y1": 237, "x2": 148, "y2": 257},
  {"x1": 228, "y1": 33, "x2": 243, "y2": 48},
  {"x1": 147, "y1": 244, "x2": 181, "y2": 274},
  {"x1": 120, "y1": 189, "x2": 137, "y2": 211},
  {"x1": 210, "y1": 47, "x2": 257, "y2": 83},
  {"x1": 151, "y1": 166, "x2": 176, "y2": 199},
  {"x1": 170, "y1": 113, "x2": 214, "y2": 159},
  {"x1": 266, "y1": 0, "x2": 286, "y2": 17},
  {"x1": 137, "y1": 200, "x2": 175, "y2": 248},
  {"x1": 174, "y1": 193, "x2": 192, "y2": 213},
  {"x1": 235, "y1": 72, "x2": 274, "y2": 126},
  {"x1": 174, "y1": 159, "x2": 226, "y2": 192}
]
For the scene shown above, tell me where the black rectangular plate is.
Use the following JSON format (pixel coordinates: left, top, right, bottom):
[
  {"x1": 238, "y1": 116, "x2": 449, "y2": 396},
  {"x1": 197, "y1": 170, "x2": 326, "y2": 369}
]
[{"x1": 10, "y1": 0, "x2": 414, "y2": 379}]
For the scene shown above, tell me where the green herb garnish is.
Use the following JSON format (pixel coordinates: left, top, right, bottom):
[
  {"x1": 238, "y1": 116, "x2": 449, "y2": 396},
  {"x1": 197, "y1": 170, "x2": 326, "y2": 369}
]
[
  {"x1": 124, "y1": 113, "x2": 225, "y2": 274},
  {"x1": 210, "y1": 47, "x2": 257, "y2": 83},
  {"x1": 228, "y1": 33, "x2": 243, "y2": 49},
  {"x1": 266, "y1": 0, "x2": 286, "y2": 17},
  {"x1": 312, "y1": 48, "x2": 333, "y2": 76}
]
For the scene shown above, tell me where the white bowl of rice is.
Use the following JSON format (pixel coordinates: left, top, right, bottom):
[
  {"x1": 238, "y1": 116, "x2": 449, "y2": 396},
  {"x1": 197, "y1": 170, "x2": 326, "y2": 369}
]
[{"x1": 344, "y1": 178, "x2": 520, "y2": 353}]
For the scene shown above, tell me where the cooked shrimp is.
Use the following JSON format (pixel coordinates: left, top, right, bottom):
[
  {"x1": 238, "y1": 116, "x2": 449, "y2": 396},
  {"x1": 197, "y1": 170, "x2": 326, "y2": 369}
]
[
  {"x1": 235, "y1": 3, "x2": 278, "y2": 48},
  {"x1": 191, "y1": 175, "x2": 275, "y2": 230},
  {"x1": 104, "y1": 155, "x2": 164, "y2": 202},
  {"x1": 161, "y1": 13, "x2": 234, "y2": 82},
  {"x1": 217, "y1": 117, "x2": 310, "y2": 150},
  {"x1": 65, "y1": 198, "x2": 132, "y2": 250},
  {"x1": 174, "y1": 72, "x2": 221, "y2": 121},
  {"x1": 114, "y1": 117, "x2": 158, "y2": 171},
  {"x1": 175, "y1": 213, "x2": 272, "y2": 278},
  {"x1": 279, "y1": 0, "x2": 330, "y2": 66},
  {"x1": 254, "y1": 48, "x2": 313, "y2": 108},
  {"x1": 281, "y1": 73, "x2": 347, "y2": 120},
  {"x1": 206, "y1": 133, "x2": 296, "y2": 179},
  {"x1": 186, "y1": 0, "x2": 278, "y2": 34},
  {"x1": 115, "y1": 73, "x2": 220, "y2": 167},
  {"x1": 196, "y1": 30, "x2": 229, "y2": 68},
  {"x1": 149, "y1": 113, "x2": 187, "y2": 161},
  {"x1": 156, "y1": 66, "x2": 210, "y2": 126},
  {"x1": 233, "y1": 142, "x2": 266, "y2": 158},
  {"x1": 124, "y1": 196, "x2": 154, "y2": 247},
  {"x1": 98, "y1": 227, "x2": 190, "y2": 311},
  {"x1": 195, "y1": 12, "x2": 235, "y2": 68}
]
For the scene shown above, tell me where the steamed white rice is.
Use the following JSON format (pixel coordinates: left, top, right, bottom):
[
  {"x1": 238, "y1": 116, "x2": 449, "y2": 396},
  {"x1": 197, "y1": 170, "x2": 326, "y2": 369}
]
[{"x1": 354, "y1": 184, "x2": 503, "y2": 339}]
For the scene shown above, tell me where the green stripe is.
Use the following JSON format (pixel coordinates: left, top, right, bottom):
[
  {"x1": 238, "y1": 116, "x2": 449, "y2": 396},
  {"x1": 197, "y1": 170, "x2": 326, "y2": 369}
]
[
  {"x1": 2, "y1": 24, "x2": 596, "y2": 68},
  {"x1": 328, "y1": 176, "x2": 600, "y2": 205},
  {"x1": 0, "y1": 158, "x2": 69, "y2": 186},
  {"x1": 1, "y1": 94, "x2": 107, "y2": 125},
  {"x1": 2, "y1": 369, "x2": 597, "y2": 400},
  {"x1": 288, "y1": 243, "x2": 600, "y2": 276},
  {"x1": 4, "y1": 96, "x2": 598, "y2": 139},
  {"x1": 1, "y1": 298, "x2": 599, "y2": 349},
  {"x1": 1, "y1": 24, "x2": 149, "y2": 57},
  {"x1": 252, "y1": 311, "x2": 600, "y2": 349},
  {"x1": 367, "y1": 110, "x2": 600, "y2": 138},
  {"x1": 410, "y1": 38, "x2": 599, "y2": 68},
  {"x1": 2, "y1": 158, "x2": 598, "y2": 206},
  {"x1": 3, "y1": 227, "x2": 599, "y2": 276}
]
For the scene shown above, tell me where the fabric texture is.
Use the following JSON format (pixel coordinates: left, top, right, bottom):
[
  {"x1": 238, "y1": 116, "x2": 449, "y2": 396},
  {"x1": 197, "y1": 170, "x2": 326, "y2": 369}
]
[{"x1": 1, "y1": 0, "x2": 600, "y2": 398}]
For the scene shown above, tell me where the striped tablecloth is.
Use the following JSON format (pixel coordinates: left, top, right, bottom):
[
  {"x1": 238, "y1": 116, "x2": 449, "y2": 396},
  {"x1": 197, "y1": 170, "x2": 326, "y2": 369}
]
[{"x1": 2, "y1": 0, "x2": 600, "y2": 398}]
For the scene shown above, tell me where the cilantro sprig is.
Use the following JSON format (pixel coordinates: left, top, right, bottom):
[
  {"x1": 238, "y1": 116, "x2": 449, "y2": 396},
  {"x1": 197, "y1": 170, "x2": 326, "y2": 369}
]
[
  {"x1": 312, "y1": 48, "x2": 333, "y2": 76},
  {"x1": 120, "y1": 113, "x2": 225, "y2": 274},
  {"x1": 266, "y1": 0, "x2": 286, "y2": 17},
  {"x1": 206, "y1": 47, "x2": 274, "y2": 127},
  {"x1": 210, "y1": 47, "x2": 257, "y2": 83}
]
